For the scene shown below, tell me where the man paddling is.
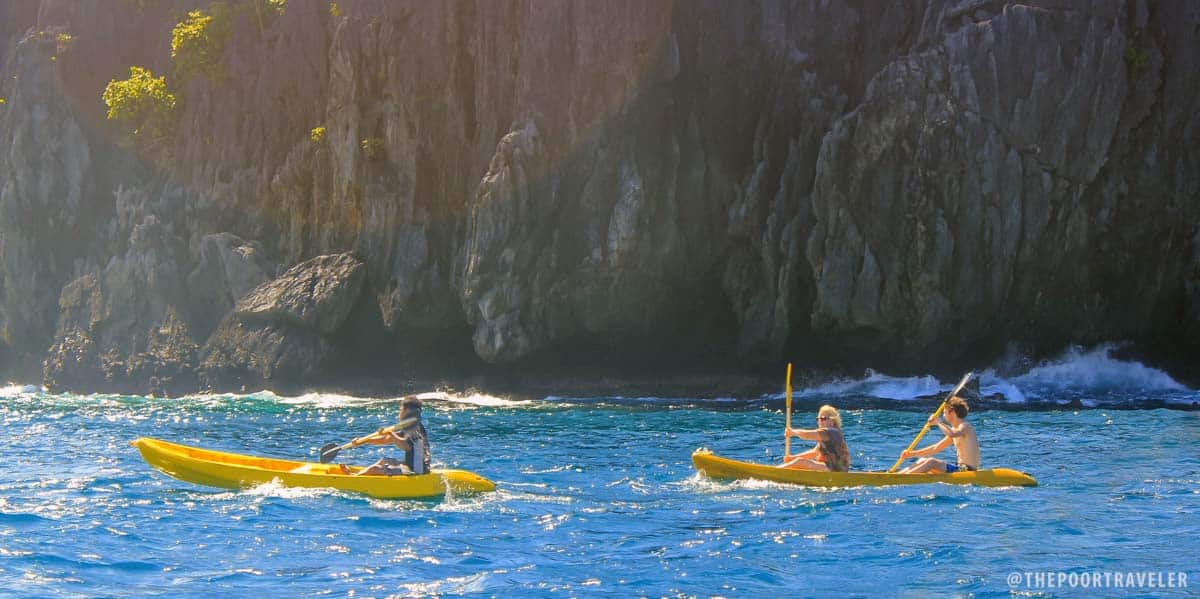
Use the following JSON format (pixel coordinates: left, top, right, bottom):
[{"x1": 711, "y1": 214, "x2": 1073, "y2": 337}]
[
  {"x1": 899, "y1": 396, "x2": 979, "y2": 474},
  {"x1": 352, "y1": 396, "x2": 432, "y2": 476}
]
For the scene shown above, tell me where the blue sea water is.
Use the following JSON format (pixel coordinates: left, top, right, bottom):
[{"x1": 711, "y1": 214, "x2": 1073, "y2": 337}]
[{"x1": 2, "y1": 348, "x2": 1198, "y2": 597}]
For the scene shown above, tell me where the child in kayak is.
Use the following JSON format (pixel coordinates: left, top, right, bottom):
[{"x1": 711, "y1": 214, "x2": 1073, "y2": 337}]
[
  {"x1": 353, "y1": 396, "x2": 432, "y2": 476},
  {"x1": 780, "y1": 405, "x2": 850, "y2": 472},
  {"x1": 899, "y1": 396, "x2": 979, "y2": 473}
]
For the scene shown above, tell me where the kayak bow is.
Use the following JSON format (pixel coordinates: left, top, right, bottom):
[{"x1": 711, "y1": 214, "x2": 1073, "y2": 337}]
[
  {"x1": 693, "y1": 449, "x2": 1036, "y2": 488},
  {"x1": 131, "y1": 437, "x2": 495, "y2": 499}
]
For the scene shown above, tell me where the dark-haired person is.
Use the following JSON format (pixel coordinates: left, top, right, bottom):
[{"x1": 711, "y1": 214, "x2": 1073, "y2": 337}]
[
  {"x1": 780, "y1": 404, "x2": 851, "y2": 472},
  {"x1": 353, "y1": 396, "x2": 432, "y2": 476},
  {"x1": 899, "y1": 396, "x2": 979, "y2": 474}
]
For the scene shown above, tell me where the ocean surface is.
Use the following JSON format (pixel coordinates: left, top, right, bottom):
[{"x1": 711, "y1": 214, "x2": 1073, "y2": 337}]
[{"x1": 2, "y1": 346, "x2": 1197, "y2": 597}]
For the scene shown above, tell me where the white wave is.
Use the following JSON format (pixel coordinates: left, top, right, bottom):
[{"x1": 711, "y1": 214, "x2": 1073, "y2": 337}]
[
  {"x1": 0, "y1": 383, "x2": 42, "y2": 397},
  {"x1": 783, "y1": 370, "x2": 945, "y2": 401},
  {"x1": 1009, "y1": 344, "x2": 1188, "y2": 392},
  {"x1": 172, "y1": 391, "x2": 265, "y2": 405},
  {"x1": 176, "y1": 389, "x2": 532, "y2": 409},
  {"x1": 977, "y1": 371, "x2": 1028, "y2": 403},
  {"x1": 762, "y1": 344, "x2": 1193, "y2": 404},
  {"x1": 276, "y1": 391, "x2": 381, "y2": 409},
  {"x1": 418, "y1": 391, "x2": 531, "y2": 408}
]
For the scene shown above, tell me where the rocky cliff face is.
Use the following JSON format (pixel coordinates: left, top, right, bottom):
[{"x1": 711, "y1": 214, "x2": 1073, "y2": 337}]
[{"x1": 1, "y1": 0, "x2": 1196, "y2": 393}]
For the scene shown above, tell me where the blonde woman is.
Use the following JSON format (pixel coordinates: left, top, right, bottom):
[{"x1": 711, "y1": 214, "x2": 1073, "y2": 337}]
[{"x1": 780, "y1": 405, "x2": 850, "y2": 472}]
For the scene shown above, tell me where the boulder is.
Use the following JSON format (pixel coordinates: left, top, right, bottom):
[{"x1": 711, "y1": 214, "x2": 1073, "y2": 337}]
[
  {"x1": 186, "y1": 232, "x2": 274, "y2": 335},
  {"x1": 235, "y1": 253, "x2": 365, "y2": 336},
  {"x1": 199, "y1": 252, "x2": 367, "y2": 392}
]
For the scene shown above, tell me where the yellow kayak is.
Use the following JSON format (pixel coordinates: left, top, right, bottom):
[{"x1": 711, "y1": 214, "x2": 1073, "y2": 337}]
[
  {"x1": 693, "y1": 449, "x2": 1037, "y2": 487},
  {"x1": 131, "y1": 437, "x2": 496, "y2": 499}
]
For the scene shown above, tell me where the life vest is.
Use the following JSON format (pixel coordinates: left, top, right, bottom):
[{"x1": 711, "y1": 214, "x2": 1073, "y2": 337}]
[{"x1": 398, "y1": 422, "x2": 431, "y2": 474}]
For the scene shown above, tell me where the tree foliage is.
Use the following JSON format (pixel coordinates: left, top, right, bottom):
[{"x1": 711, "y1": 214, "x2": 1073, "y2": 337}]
[
  {"x1": 171, "y1": 4, "x2": 233, "y2": 84},
  {"x1": 102, "y1": 66, "x2": 177, "y2": 142}
]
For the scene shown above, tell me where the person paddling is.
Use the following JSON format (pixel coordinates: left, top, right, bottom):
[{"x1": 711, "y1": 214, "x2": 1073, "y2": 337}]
[
  {"x1": 352, "y1": 396, "x2": 432, "y2": 476},
  {"x1": 899, "y1": 396, "x2": 979, "y2": 474},
  {"x1": 780, "y1": 405, "x2": 850, "y2": 472}
]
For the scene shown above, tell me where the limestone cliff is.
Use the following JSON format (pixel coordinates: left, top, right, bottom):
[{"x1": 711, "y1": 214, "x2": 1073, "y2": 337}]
[{"x1": 0, "y1": 0, "x2": 1196, "y2": 393}]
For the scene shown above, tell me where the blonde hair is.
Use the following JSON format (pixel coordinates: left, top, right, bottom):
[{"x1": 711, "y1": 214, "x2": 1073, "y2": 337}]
[{"x1": 818, "y1": 405, "x2": 842, "y2": 428}]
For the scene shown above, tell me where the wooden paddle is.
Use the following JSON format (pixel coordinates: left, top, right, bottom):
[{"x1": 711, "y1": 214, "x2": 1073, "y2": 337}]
[
  {"x1": 887, "y1": 371, "x2": 974, "y2": 473},
  {"x1": 319, "y1": 417, "x2": 418, "y2": 463},
  {"x1": 784, "y1": 362, "x2": 794, "y2": 458}
]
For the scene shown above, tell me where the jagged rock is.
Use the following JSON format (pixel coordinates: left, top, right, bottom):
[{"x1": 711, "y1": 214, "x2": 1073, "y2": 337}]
[
  {"x1": 198, "y1": 319, "x2": 329, "y2": 394},
  {"x1": 1, "y1": 1, "x2": 1198, "y2": 392},
  {"x1": 43, "y1": 215, "x2": 198, "y2": 395},
  {"x1": 42, "y1": 322, "x2": 99, "y2": 394},
  {"x1": 186, "y1": 233, "x2": 274, "y2": 335},
  {"x1": 805, "y1": 2, "x2": 1160, "y2": 368},
  {"x1": 199, "y1": 252, "x2": 367, "y2": 392},
  {"x1": 456, "y1": 118, "x2": 551, "y2": 361},
  {"x1": 126, "y1": 310, "x2": 200, "y2": 397},
  {"x1": 0, "y1": 31, "x2": 97, "y2": 380},
  {"x1": 235, "y1": 252, "x2": 364, "y2": 336}
]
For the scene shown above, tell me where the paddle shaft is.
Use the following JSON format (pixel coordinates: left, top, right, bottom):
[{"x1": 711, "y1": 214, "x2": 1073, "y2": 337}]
[
  {"x1": 887, "y1": 371, "x2": 974, "y2": 473},
  {"x1": 784, "y1": 363, "x2": 793, "y2": 458}
]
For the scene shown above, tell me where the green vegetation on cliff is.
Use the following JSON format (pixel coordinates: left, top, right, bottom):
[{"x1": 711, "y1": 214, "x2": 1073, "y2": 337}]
[
  {"x1": 171, "y1": 4, "x2": 233, "y2": 84},
  {"x1": 102, "y1": 66, "x2": 177, "y2": 142},
  {"x1": 360, "y1": 137, "x2": 385, "y2": 161},
  {"x1": 104, "y1": 2, "x2": 278, "y2": 145}
]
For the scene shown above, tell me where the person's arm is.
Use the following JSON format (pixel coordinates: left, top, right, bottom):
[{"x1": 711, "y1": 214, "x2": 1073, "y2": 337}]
[
  {"x1": 785, "y1": 427, "x2": 829, "y2": 442},
  {"x1": 901, "y1": 435, "x2": 953, "y2": 459},
  {"x1": 361, "y1": 428, "x2": 412, "y2": 450},
  {"x1": 929, "y1": 414, "x2": 974, "y2": 438}
]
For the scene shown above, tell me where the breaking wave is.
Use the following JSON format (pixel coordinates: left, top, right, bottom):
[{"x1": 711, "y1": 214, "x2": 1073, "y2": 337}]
[{"x1": 783, "y1": 344, "x2": 1195, "y2": 407}]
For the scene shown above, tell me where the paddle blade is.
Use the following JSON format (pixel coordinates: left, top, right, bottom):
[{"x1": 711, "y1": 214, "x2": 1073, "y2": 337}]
[{"x1": 318, "y1": 443, "x2": 341, "y2": 463}]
